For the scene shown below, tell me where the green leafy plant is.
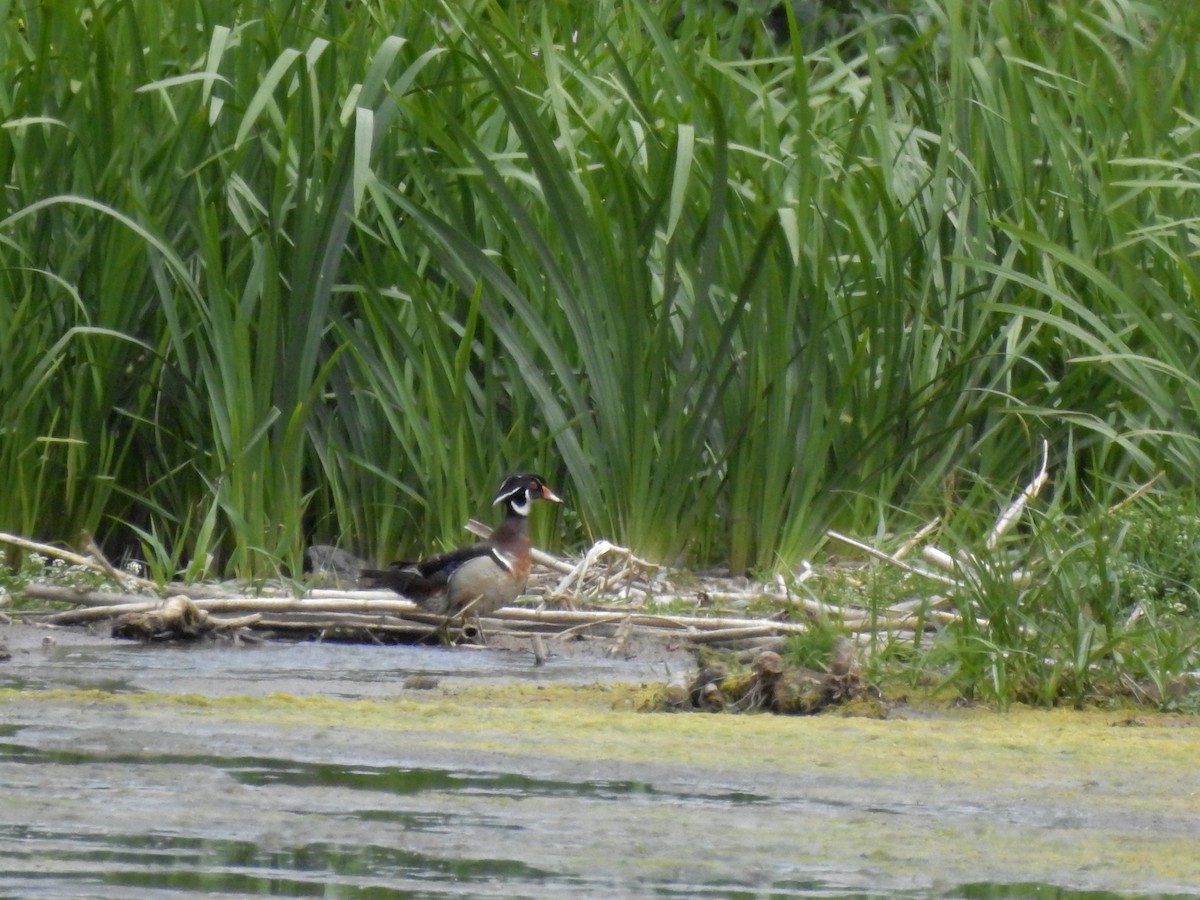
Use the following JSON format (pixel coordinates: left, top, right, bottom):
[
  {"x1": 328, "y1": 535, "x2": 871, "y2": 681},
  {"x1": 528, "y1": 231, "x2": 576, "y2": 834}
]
[{"x1": 2, "y1": 0, "x2": 1199, "y2": 586}]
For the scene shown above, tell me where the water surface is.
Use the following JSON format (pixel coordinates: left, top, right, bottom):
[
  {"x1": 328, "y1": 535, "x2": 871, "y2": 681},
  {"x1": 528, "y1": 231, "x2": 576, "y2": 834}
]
[{"x1": 1, "y1": 625, "x2": 1198, "y2": 898}]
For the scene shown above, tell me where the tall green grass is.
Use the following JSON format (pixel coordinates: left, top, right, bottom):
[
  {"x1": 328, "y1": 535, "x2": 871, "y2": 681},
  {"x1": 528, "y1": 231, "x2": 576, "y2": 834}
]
[{"x1": 1, "y1": 0, "x2": 1198, "y2": 579}]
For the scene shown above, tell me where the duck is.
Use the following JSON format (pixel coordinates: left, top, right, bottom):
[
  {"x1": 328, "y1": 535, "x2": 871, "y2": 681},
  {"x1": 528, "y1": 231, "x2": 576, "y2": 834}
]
[{"x1": 360, "y1": 473, "x2": 562, "y2": 619}]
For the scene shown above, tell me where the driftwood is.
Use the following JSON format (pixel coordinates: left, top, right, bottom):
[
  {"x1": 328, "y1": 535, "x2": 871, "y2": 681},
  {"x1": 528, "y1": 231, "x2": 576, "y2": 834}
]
[
  {"x1": 27, "y1": 588, "x2": 827, "y2": 648},
  {"x1": 2, "y1": 443, "x2": 1067, "y2": 652},
  {"x1": 0, "y1": 552, "x2": 953, "y2": 649},
  {"x1": 109, "y1": 596, "x2": 261, "y2": 641},
  {"x1": 15, "y1": 580, "x2": 931, "y2": 651}
]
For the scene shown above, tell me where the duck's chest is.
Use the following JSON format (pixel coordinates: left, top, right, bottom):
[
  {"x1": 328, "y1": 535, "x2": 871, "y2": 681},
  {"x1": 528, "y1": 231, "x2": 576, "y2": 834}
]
[{"x1": 446, "y1": 538, "x2": 531, "y2": 613}]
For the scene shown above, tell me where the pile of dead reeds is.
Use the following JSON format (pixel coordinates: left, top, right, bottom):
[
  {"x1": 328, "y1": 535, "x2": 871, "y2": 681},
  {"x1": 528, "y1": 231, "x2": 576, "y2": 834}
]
[{"x1": 0, "y1": 446, "x2": 1057, "y2": 655}]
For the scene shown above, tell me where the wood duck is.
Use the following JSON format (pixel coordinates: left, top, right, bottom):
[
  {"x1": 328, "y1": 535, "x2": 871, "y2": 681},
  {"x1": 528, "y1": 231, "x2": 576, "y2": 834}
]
[{"x1": 360, "y1": 473, "x2": 562, "y2": 618}]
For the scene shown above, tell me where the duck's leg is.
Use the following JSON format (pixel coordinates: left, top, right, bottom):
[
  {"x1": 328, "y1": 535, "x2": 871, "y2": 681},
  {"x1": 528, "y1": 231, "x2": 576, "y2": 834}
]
[{"x1": 428, "y1": 617, "x2": 454, "y2": 645}]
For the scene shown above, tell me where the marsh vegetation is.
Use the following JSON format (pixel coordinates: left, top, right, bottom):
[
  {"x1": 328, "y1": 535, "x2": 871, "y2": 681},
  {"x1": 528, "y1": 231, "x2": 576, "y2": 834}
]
[{"x1": 2, "y1": 0, "x2": 1199, "y2": 707}]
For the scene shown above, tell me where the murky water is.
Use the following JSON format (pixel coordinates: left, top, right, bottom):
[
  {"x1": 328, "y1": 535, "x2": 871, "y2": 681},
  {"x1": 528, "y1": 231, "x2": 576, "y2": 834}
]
[
  {"x1": 2, "y1": 626, "x2": 1199, "y2": 898},
  {"x1": 0, "y1": 729, "x2": 770, "y2": 898},
  {"x1": 2, "y1": 632, "x2": 683, "y2": 697}
]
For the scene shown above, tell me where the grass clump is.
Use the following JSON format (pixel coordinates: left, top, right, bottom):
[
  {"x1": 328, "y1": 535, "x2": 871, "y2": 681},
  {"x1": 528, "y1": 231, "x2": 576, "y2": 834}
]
[
  {"x1": 816, "y1": 496, "x2": 1200, "y2": 711},
  {"x1": 780, "y1": 617, "x2": 844, "y2": 672},
  {"x1": 1106, "y1": 496, "x2": 1200, "y2": 616},
  {"x1": 0, "y1": 550, "x2": 120, "y2": 611}
]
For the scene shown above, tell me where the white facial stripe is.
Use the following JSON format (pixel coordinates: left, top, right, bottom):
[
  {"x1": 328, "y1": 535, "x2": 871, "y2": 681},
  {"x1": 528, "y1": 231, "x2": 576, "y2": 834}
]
[
  {"x1": 489, "y1": 547, "x2": 515, "y2": 573},
  {"x1": 509, "y1": 494, "x2": 532, "y2": 516},
  {"x1": 494, "y1": 485, "x2": 521, "y2": 505}
]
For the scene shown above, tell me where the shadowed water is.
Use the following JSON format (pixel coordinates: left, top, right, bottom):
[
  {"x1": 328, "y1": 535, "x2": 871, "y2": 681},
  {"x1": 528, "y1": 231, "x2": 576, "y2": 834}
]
[
  {"x1": 0, "y1": 728, "x2": 784, "y2": 898},
  {"x1": 2, "y1": 725, "x2": 1168, "y2": 899}
]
